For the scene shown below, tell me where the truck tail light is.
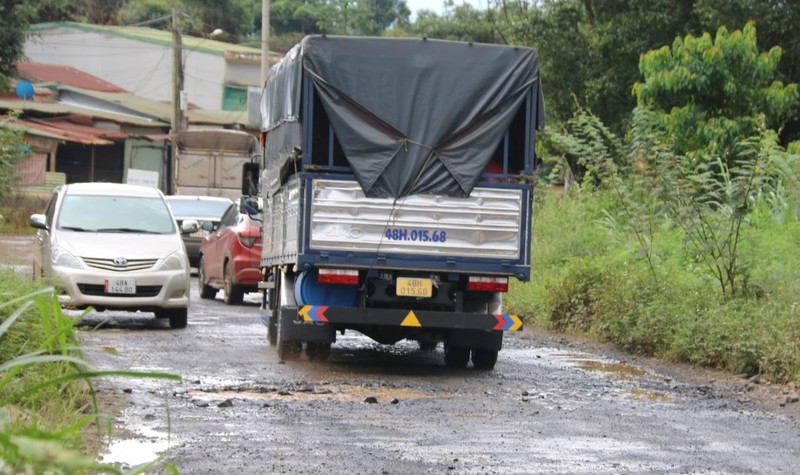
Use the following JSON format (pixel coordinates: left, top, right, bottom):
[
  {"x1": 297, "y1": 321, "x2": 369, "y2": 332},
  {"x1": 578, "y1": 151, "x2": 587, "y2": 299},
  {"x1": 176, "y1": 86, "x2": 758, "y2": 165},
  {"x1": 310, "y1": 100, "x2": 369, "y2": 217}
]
[
  {"x1": 467, "y1": 276, "x2": 508, "y2": 292},
  {"x1": 238, "y1": 233, "x2": 258, "y2": 248},
  {"x1": 318, "y1": 268, "x2": 359, "y2": 285}
]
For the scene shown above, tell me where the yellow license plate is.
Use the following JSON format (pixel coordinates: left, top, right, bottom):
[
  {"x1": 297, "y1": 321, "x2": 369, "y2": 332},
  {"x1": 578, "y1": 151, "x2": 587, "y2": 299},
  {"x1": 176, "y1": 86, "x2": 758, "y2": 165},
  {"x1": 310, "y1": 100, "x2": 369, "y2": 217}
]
[{"x1": 396, "y1": 277, "x2": 432, "y2": 298}]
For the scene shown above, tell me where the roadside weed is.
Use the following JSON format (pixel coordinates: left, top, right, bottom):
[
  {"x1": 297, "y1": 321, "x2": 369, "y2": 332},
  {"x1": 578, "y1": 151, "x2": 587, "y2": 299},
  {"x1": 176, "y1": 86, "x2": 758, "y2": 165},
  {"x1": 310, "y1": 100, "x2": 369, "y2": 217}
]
[{"x1": 0, "y1": 271, "x2": 181, "y2": 473}]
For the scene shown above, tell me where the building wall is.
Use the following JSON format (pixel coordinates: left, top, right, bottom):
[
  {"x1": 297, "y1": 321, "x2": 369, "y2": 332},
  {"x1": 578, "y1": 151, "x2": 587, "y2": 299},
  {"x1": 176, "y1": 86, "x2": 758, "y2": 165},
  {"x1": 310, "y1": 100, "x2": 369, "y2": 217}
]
[{"x1": 24, "y1": 27, "x2": 257, "y2": 111}]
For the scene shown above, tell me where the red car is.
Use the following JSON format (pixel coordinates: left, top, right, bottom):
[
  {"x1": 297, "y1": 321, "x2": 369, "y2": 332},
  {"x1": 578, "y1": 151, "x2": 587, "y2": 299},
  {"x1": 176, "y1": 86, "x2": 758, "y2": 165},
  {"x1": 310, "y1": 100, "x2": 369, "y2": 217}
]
[{"x1": 197, "y1": 200, "x2": 262, "y2": 305}]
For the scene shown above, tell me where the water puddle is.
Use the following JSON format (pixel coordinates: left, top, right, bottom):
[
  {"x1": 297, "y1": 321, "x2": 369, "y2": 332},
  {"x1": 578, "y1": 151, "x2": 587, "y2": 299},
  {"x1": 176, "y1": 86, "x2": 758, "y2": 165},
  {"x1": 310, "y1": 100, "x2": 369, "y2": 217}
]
[
  {"x1": 570, "y1": 360, "x2": 648, "y2": 380},
  {"x1": 100, "y1": 407, "x2": 180, "y2": 468},
  {"x1": 552, "y1": 352, "x2": 650, "y2": 381},
  {"x1": 102, "y1": 438, "x2": 173, "y2": 468}
]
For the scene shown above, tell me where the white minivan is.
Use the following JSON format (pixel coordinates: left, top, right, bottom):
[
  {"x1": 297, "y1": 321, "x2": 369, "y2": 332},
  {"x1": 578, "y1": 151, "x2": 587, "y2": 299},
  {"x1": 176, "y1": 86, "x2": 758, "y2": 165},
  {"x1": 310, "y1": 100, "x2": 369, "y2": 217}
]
[{"x1": 30, "y1": 183, "x2": 198, "y2": 328}]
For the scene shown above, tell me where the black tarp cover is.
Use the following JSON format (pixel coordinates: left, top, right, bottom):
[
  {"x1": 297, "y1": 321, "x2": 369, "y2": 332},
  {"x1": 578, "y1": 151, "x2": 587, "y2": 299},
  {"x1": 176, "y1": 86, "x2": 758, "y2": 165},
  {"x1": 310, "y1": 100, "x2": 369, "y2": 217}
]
[{"x1": 260, "y1": 35, "x2": 543, "y2": 198}]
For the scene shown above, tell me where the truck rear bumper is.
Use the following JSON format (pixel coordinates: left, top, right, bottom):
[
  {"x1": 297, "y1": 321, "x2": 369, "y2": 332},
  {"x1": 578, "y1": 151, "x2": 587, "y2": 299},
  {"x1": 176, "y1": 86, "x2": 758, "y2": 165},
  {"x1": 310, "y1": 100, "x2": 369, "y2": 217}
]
[
  {"x1": 295, "y1": 305, "x2": 523, "y2": 331},
  {"x1": 274, "y1": 305, "x2": 518, "y2": 351}
]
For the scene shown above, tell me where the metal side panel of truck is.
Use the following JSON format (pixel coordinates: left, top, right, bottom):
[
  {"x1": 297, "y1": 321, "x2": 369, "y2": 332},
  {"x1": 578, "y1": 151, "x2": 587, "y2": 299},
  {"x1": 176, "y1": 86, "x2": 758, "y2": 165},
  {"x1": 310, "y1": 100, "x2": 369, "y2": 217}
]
[
  {"x1": 256, "y1": 35, "x2": 544, "y2": 369},
  {"x1": 263, "y1": 177, "x2": 531, "y2": 278}
]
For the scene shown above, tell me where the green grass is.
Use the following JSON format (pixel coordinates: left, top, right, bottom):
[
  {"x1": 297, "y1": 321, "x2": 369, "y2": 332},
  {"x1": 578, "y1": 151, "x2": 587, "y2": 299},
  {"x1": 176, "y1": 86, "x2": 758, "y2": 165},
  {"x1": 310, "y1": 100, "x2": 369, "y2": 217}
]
[
  {"x1": 0, "y1": 270, "x2": 182, "y2": 473},
  {"x1": 0, "y1": 194, "x2": 48, "y2": 234},
  {"x1": 507, "y1": 187, "x2": 800, "y2": 383}
]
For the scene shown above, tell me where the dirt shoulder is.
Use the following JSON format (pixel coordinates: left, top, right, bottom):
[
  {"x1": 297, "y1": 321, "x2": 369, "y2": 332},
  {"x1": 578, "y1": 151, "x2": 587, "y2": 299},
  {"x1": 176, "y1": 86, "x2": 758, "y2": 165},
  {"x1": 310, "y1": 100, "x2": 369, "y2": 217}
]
[{"x1": 518, "y1": 326, "x2": 800, "y2": 420}]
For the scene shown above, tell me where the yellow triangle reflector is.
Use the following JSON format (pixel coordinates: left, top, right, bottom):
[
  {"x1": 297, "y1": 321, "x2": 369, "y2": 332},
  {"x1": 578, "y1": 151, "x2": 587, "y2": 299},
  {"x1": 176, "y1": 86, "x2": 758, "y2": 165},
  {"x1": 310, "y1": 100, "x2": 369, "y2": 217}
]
[{"x1": 401, "y1": 311, "x2": 422, "y2": 327}]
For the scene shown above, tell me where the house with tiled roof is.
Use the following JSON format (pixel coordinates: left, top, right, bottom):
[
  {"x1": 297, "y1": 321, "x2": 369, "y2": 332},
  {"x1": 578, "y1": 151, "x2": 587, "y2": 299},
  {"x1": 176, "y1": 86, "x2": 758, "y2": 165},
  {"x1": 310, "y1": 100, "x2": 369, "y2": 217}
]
[
  {"x1": 23, "y1": 21, "x2": 277, "y2": 112},
  {"x1": 2, "y1": 63, "x2": 257, "y2": 194}
]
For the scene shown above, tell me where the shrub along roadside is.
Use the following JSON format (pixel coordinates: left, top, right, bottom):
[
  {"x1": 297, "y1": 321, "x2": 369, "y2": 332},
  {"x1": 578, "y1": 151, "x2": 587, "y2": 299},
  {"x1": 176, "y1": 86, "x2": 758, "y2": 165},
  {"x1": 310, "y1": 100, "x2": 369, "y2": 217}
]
[
  {"x1": 0, "y1": 270, "x2": 181, "y2": 473},
  {"x1": 506, "y1": 189, "x2": 800, "y2": 383},
  {"x1": 0, "y1": 194, "x2": 48, "y2": 235}
]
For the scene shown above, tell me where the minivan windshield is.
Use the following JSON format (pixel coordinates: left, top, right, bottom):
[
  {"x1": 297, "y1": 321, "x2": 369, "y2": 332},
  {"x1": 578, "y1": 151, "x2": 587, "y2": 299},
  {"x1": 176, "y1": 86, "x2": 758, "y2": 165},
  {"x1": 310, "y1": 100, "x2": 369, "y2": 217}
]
[
  {"x1": 166, "y1": 198, "x2": 232, "y2": 219},
  {"x1": 58, "y1": 195, "x2": 176, "y2": 234}
]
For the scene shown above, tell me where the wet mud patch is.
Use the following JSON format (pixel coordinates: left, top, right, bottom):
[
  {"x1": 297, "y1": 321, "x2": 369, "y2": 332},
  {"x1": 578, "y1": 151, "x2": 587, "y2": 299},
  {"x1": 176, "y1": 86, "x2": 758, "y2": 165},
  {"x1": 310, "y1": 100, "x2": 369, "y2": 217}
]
[
  {"x1": 571, "y1": 359, "x2": 648, "y2": 380},
  {"x1": 186, "y1": 382, "x2": 450, "y2": 404},
  {"x1": 555, "y1": 352, "x2": 650, "y2": 380},
  {"x1": 627, "y1": 388, "x2": 676, "y2": 403}
]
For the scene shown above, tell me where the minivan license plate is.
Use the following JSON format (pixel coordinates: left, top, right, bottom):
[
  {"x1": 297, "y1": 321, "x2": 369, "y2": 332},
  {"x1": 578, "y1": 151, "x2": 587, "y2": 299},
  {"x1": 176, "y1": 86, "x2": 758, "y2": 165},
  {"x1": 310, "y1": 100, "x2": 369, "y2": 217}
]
[
  {"x1": 105, "y1": 278, "x2": 136, "y2": 294},
  {"x1": 396, "y1": 277, "x2": 432, "y2": 298}
]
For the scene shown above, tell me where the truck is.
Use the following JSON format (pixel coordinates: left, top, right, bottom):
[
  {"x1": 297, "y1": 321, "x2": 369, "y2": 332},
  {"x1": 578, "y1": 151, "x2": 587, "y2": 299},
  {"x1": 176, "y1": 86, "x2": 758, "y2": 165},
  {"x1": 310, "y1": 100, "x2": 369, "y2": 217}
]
[
  {"x1": 172, "y1": 129, "x2": 260, "y2": 200},
  {"x1": 251, "y1": 35, "x2": 545, "y2": 370}
]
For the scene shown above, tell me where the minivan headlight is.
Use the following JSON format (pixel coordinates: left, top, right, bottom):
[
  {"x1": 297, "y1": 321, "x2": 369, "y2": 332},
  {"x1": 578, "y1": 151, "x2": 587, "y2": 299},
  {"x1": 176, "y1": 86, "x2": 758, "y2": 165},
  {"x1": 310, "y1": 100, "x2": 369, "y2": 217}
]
[
  {"x1": 159, "y1": 251, "x2": 188, "y2": 271},
  {"x1": 51, "y1": 246, "x2": 83, "y2": 269}
]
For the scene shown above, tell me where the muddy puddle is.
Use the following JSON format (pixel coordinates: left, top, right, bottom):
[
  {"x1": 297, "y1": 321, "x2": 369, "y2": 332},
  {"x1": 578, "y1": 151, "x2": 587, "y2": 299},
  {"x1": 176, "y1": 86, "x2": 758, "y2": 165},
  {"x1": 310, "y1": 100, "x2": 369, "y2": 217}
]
[
  {"x1": 558, "y1": 353, "x2": 649, "y2": 380},
  {"x1": 187, "y1": 383, "x2": 446, "y2": 404},
  {"x1": 100, "y1": 406, "x2": 180, "y2": 469}
]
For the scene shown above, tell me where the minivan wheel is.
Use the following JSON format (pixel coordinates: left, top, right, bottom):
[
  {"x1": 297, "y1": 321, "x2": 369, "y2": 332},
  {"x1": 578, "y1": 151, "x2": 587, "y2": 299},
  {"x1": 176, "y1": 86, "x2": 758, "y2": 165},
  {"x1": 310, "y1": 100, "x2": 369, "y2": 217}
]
[
  {"x1": 223, "y1": 261, "x2": 244, "y2": 305},
  {"x1": 198, "y1": 255, "x2": 216, "y2": 299},
  {"x1": 155, "y1": 308, "x2": 188, "y2": 329}
]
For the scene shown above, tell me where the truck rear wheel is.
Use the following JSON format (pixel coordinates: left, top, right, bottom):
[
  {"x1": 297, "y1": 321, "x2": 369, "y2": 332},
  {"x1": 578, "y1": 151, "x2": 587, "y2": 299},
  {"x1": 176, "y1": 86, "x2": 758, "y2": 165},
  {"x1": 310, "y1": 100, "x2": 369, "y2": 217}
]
[
  {"x1": 276, "y1": 310, "x2": 301, "y2": 360},
  {"x1": 471, "y1": 348, "x2": 498, "y2": 370},
  {"x1": 306, "y1": 341, "x2": 331, "y2": 361},
  {"x1": 444, "y1": 345, "x2": 470, "y2": 368},
  {"x1": 267, "y1": 315, "x2": 277, "y2": 346}
]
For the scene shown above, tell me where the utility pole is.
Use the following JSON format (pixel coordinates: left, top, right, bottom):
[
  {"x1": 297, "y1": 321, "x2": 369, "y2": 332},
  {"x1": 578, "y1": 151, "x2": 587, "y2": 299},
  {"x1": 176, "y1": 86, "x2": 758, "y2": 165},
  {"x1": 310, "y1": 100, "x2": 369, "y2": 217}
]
[
  {"x1": 261, "y1": 0, "x2": 270, "y2": 88},
  {"x1": 171, "y1": 7, "x2": 184, "y2": 194}
]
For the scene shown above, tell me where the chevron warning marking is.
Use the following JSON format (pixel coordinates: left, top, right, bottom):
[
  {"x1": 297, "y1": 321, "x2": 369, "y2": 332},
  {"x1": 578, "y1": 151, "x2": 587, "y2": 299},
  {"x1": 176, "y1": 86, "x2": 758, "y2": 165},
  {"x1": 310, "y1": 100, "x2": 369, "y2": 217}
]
[
  {"x1": 493, "y1": 314, "x2": 523, "y2": 331},
  {"x1": 299, "y1": 305, "x2": 329, "y2": 323}
]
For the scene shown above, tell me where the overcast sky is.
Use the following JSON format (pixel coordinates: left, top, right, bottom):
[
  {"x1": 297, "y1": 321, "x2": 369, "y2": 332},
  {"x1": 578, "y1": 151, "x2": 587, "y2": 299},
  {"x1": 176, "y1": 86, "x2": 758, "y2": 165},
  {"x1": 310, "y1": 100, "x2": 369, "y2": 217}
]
[{"x1": 405, "y1": 0, "x2": 485, "y2": 20}]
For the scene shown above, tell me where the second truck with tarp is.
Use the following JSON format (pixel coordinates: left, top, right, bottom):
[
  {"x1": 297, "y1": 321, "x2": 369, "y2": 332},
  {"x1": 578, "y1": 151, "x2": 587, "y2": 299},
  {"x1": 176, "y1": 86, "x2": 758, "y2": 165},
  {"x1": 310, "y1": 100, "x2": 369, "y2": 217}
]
[{"x1": 252, "y1": 35, "x2": 545, "y2": 369}]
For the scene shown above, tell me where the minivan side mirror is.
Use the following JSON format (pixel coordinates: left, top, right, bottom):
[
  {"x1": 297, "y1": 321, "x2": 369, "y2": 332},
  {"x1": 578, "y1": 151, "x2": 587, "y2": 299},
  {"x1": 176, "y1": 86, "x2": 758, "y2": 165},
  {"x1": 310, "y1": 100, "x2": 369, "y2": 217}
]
[
  {"x1": 242, "y1": 162, "x2": 260, "y2": 196},
  {"x1": 181, "y1": 219, "x2": 200, "y2": 234},
  {"x1": 30, "y1": 214, "x2": 47, "y2": 230}
]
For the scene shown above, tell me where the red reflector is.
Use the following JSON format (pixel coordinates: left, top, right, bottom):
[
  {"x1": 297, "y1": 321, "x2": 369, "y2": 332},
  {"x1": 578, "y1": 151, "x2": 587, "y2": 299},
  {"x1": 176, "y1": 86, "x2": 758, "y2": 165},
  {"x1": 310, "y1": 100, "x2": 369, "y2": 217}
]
[
  {"x1": 318, "y1": 268, "x2": 359, "y2": 285},
  {"x1": 467, "y1": 276, "x2": 509, "y2": 292}
]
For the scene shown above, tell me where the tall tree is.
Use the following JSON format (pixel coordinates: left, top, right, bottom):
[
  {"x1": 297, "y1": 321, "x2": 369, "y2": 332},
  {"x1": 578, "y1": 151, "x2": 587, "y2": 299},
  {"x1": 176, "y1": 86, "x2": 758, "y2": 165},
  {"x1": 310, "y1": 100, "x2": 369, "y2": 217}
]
[
  {"x1": 117, "y1": 0, "x2": 258, "y2": 41},
  {"x1": 633, "y1": 23, "x2": 798, "y2": 167},
  {"x1": 271, "y1": 0, "x2": 325, "y2": 35},
  {"x1": 494, "y1": 0, "x2": 698, "y2": 131},
  {"x1": 317, "y1": 0, "x2": 409, "y2": 35},
  {"x1": 412, "y1": 2, "x2": 500, "y2": 44},
  {"x1": 0, "y1": 0, "x2": 29, "y2": 92}
]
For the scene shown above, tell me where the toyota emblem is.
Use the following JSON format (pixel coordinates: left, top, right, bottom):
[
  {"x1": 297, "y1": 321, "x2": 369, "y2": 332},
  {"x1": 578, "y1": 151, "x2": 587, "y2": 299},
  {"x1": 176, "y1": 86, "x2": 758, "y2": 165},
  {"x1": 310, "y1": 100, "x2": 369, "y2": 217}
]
[{"x1": 113, "y1": 257, "x2": 128, "y2": 266}]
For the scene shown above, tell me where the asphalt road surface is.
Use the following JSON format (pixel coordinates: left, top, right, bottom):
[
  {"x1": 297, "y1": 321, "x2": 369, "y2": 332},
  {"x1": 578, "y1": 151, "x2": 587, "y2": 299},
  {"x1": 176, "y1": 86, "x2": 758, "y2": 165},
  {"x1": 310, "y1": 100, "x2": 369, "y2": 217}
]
[{"x1": 67, "y1": 279, "x2": 800, "y2": 475}]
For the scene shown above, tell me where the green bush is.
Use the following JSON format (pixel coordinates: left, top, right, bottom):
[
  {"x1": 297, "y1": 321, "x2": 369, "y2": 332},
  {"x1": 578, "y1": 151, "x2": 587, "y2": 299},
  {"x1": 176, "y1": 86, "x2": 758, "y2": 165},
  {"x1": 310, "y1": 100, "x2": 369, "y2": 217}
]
[{"x1": 508, "y1": 186, "x2": 800, "y2": 384}]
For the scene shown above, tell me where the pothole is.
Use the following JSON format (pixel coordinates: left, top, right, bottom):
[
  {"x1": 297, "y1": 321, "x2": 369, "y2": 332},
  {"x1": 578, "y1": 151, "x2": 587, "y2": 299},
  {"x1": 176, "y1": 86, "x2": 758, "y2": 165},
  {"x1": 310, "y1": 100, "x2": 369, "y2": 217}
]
[
  {"x1": 186, "y1": 383, "x2": 447, "y2": 404},
  {"x1": 627, "y1": 388, "x2": 675, "y2": 402},
  {"x1": 555, "y1": 353, "x2": 649, "y2": 381}
]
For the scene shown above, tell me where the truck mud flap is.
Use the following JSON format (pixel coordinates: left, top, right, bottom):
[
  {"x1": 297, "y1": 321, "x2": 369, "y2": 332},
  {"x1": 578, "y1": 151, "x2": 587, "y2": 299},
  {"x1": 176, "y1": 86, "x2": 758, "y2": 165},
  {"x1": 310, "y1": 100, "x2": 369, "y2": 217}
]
[
  {"x1": 290, "y1": 305, "x2": 523, "y2": 332},
  {"x1": 279, "y1": 308, "x2": 336, "y2": 342}
]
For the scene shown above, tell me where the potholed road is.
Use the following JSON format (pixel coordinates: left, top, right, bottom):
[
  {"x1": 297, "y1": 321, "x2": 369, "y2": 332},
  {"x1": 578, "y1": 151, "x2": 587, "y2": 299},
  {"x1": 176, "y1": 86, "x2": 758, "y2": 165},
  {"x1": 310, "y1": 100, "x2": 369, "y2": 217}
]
[{"x1": 76, "y1": 284, "x2": 800, "y2": 474}]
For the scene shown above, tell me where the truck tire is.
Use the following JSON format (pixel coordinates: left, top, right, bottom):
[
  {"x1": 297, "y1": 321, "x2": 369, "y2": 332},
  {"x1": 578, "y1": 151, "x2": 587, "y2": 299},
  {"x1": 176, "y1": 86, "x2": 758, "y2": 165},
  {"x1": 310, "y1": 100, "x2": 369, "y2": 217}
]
[
  {"x1": 306, "y1": 341, "x2": 331, "y2": 361},
  {"x1": 276, "y1": 310, "x2": 301, "y2": 360},
  {"x1": 267, "y1": 315, "x2": 277, "y2": 346},
  {"x1": 471, "y1": 349, "x2": 498, "y2": 370},
  {"x1": 223, "y1": 261, "x2": 244, "y2": 305},
  {"x1": 198, "y1": 256, "x2": 216, "y2": 299},
  {"x1": 444, "y1": 345, "x2": 470, "y2": 368}
]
